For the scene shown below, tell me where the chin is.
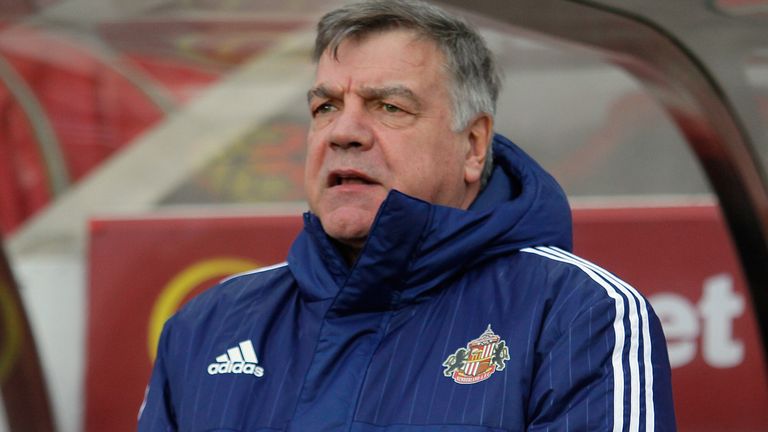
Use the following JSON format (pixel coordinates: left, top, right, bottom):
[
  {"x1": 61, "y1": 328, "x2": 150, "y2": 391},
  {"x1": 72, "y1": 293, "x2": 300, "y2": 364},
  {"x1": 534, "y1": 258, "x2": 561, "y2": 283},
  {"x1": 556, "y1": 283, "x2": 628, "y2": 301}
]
[
  {"x1": 323, "y1": 223, "x2": 371, "y2": 246},
  {"x1": 319, "y1": 209, "x2": 374, "y2": 246}
]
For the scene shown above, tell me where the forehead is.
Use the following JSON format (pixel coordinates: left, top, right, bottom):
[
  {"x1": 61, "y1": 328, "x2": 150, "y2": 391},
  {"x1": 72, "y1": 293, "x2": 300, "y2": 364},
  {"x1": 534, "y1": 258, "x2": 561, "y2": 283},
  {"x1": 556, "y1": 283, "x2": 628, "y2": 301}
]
[{"x1": 313, "y1": 29, "x2": 449, "y2": 90}]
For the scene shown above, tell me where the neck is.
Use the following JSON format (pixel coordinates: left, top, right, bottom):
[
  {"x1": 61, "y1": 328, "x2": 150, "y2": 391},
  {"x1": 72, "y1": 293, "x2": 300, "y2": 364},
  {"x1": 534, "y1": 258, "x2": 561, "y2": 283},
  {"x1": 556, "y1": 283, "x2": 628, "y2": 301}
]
[{"x1": 333, "y1": 239, "x2": 364, "y2": 266}]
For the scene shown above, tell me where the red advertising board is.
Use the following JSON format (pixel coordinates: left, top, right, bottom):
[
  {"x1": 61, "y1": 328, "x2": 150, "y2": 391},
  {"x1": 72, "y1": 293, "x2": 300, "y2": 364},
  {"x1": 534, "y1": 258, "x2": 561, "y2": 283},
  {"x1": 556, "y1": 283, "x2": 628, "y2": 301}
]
[{"x1": 86, "y1": 206, "x2": 768, "y2": 431}]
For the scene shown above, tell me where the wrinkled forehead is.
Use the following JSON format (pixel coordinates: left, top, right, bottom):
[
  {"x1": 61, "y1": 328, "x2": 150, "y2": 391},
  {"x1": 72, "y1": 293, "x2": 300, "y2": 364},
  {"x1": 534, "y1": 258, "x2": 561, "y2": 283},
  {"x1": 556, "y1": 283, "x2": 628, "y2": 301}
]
[{"x1": 311, "y1": 30, "x2": 453, "y2": 101}]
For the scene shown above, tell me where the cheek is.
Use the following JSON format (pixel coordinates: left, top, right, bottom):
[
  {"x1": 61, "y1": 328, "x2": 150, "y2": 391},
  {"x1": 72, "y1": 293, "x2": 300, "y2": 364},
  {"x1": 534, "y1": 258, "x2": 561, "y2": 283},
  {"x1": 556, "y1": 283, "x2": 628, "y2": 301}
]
[
  {"x1": 396, "y1": 142, "x2": 466, "y2": 198},
  {"x1": 387, "y1": 154, "x2": 438, "y2": 196},
  {"x1": 303, "y1": 136, "x2": 325, "y2": 194}
]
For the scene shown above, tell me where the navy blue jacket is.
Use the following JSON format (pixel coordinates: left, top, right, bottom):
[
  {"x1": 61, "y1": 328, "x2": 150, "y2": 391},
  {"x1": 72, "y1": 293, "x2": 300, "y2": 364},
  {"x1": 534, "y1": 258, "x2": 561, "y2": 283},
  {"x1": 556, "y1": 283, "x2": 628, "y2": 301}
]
[{"x1": 139, "y1": 135, "x2": 676, "y2": 431}]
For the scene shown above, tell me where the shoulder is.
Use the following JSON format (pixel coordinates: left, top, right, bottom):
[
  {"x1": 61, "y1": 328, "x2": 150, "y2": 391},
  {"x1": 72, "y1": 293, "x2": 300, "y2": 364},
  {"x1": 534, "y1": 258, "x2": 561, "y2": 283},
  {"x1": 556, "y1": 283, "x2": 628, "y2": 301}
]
[
  {"x1": 500, "y1": 246, "x2": 656, "y2": 338},
  {"x1": 510, "y1": 246, "x2": 659, "y2": 343},
  {"x1": 466, "y1": 246, "x2": 657, "y2": 342},
  {"x1": 156, "y1": 261, "x2": 293, "y2": 371},
  {"x1": 516, "y1": 246, "x2": 648, "y2": 308},
  {"x1": 170, "y1": 261, "x2": 292, "y2": 330}
]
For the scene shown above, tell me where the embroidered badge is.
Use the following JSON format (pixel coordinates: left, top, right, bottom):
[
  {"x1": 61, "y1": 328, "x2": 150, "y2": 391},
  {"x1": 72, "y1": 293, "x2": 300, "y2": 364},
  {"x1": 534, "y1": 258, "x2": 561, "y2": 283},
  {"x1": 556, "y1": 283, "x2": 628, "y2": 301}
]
[{"x1": 442, "y1": 325, "x2": 509, "y2": 384}]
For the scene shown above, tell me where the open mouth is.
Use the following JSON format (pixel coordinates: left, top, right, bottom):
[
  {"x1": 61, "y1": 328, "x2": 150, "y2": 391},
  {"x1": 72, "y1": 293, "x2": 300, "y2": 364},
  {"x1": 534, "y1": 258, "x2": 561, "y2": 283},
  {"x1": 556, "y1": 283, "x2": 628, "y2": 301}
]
[{"x1": 328, "y1": 171, "x2": 375, "y2": 187}]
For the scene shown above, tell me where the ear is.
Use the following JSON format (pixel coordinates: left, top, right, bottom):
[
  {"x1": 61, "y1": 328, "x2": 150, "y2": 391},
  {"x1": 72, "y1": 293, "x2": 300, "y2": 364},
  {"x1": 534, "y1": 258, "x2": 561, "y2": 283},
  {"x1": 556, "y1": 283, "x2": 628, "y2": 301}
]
[{"x1": 463, "y1": 114, "x2": 493, "y2": 184}]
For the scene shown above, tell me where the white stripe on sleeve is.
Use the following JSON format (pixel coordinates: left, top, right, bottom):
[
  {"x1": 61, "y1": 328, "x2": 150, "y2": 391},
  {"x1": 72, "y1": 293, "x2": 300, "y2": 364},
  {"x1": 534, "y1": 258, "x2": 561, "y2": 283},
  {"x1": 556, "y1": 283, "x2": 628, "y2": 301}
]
[
  {"x1": 522, "y1": 247, "x2": 629, "y2": 432},
  {"x1": 543, "y1": 246, "x2": 655, "y2": 432}
]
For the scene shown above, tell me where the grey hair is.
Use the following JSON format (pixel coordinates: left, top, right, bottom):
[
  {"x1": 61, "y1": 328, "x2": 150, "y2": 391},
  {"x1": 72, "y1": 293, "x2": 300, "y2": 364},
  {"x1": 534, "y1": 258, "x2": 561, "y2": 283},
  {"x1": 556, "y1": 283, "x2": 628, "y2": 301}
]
[{"x1": 313, "y1": 0, "x2": 501, "y2": 186}]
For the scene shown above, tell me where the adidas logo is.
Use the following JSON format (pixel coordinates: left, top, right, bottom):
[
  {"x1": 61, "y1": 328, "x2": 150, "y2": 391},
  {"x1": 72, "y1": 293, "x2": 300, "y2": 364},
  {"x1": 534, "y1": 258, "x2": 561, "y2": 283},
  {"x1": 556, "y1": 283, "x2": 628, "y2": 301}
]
[{"x1": 207, "y1": 340, "x2": 265, "y2": 377}]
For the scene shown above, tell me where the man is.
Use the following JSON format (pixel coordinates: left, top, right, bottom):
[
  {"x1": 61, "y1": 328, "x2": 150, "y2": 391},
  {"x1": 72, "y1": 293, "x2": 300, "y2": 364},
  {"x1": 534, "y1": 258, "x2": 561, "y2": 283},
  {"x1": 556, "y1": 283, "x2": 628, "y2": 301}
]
[{"x1": 139, "y1": 1, "x2": 676, "y2": 430}]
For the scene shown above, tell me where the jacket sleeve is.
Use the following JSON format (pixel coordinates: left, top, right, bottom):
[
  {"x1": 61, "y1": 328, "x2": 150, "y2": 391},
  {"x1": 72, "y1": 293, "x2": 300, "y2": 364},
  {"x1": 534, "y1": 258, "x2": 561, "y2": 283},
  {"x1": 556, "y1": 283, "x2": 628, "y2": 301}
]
[
  {"x1": 526, "y1": 291, "x2": 677, "y2": 431},
  {"x1": 137, "y1": 318, "x2": 179, "y2": 431}
]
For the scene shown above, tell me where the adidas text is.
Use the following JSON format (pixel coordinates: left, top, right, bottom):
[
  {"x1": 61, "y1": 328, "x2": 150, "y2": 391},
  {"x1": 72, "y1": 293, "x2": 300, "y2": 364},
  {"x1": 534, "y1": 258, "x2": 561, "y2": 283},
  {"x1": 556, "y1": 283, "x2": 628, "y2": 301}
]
[
  {"x1": 207, "y1": 361, "x2": 264, "y2": 377},
  {"x1": 207, "y1": 340, "x2": 265, "y2": 378}
]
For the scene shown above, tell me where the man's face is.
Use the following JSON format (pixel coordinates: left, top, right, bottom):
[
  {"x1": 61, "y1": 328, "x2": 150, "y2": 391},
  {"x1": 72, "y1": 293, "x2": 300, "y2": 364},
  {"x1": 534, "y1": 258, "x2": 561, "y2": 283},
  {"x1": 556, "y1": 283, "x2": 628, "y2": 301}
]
[{"x1": 305, "y1": 29, "x2": 486, "y2": 250}]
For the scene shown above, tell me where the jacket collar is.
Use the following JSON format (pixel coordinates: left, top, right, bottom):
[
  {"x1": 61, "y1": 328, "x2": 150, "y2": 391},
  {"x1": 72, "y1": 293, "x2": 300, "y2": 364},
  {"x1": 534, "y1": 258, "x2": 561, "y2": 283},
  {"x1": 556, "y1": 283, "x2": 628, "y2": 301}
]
[{"x1": 287, "y1": 134, "x2": 572, "y2": 313}]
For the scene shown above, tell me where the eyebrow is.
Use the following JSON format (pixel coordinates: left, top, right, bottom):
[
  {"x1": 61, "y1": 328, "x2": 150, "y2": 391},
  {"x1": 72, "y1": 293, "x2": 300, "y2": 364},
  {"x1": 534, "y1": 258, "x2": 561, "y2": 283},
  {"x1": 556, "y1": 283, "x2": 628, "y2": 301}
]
[
  {"x1": 359, "y1": 85, "x2": 420, "y2": 107},
  {"x1": 307, "y1": 85, "x2": 336, "y2": 104},
  {"x1": 307, "y1": 84, "x2": 422, "y2": 110}
]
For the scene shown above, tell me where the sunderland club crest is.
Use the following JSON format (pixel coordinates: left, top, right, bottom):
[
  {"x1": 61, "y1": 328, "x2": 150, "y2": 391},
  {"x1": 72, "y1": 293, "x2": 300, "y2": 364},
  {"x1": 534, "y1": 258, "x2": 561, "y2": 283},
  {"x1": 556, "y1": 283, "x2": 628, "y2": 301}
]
[{"x1": 442, "y1": 325, "x2": 509, "y2": 384}]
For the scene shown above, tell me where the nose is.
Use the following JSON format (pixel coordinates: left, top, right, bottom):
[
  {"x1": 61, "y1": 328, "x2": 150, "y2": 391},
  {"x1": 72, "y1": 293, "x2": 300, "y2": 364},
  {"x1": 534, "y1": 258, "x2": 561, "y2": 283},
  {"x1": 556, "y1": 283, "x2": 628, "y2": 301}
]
[{"x1": 328, "y1": 103, "x2": 373, "y2": 151}]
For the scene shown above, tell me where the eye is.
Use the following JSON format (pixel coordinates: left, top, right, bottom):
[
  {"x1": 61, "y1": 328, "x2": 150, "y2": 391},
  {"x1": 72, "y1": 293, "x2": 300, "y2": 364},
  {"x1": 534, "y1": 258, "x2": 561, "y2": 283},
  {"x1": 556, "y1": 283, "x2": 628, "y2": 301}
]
[
  {"x1": 382, "y1": 103, "x2": 402, "y2": 114},
  {"x1": 312, "y1": 102, "x2": 336, "y2": 117}
]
